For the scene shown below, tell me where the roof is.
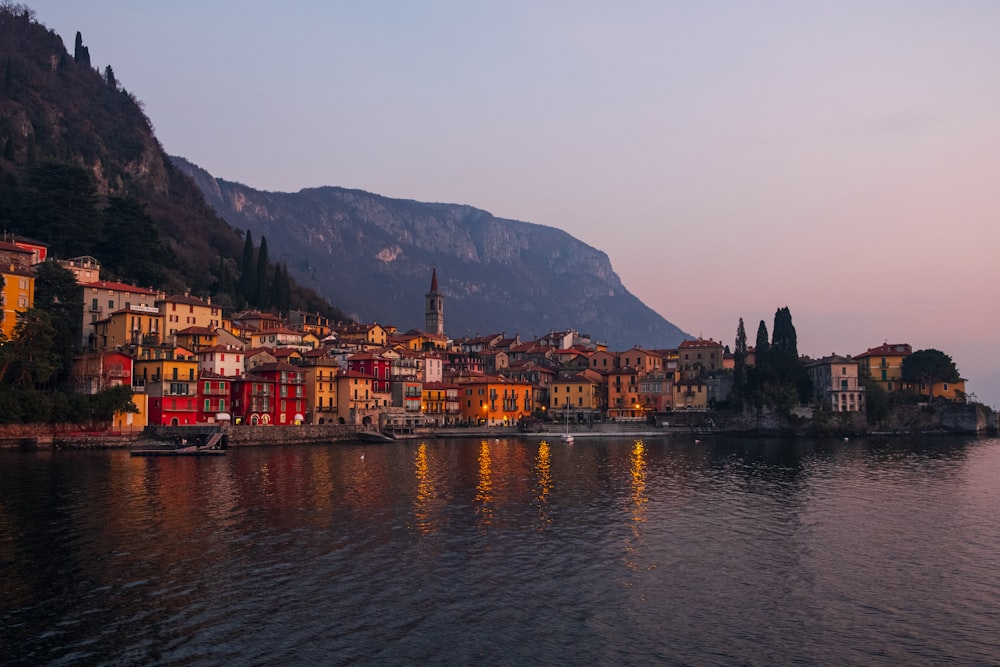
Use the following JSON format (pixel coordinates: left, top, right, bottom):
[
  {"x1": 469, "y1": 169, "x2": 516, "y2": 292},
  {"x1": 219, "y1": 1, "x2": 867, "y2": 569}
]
[
  {"x1": 854, "y1": 343, "x2": 912, "y2": 359},
  {"x1": 0, "y1": 240, "x2": 32, "y2": 254},
  {"x1": 81, "y1": 280, "x2": 159, "y2": 295},
  {"x1": 678, "y1": 338, "x2": 724, "y2": 349},
  {"x1": 176, "y1": 326, "x2": 216, "y2": 336}
]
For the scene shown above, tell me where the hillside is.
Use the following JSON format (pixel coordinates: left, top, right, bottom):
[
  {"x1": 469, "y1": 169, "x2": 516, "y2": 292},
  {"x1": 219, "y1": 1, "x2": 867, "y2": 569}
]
[
  {"x1": 0, "y1": 6, "x2": 339, "y2": 318},
  {"x1": 172, "y1": 157, "x2": 689, "y2": 349}
]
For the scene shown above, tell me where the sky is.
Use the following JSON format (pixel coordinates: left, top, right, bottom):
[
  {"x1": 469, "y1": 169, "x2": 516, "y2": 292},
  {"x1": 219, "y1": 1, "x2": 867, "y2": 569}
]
[{"x1": 26, "y1": 1, "x2": 1000, "y2": 407}]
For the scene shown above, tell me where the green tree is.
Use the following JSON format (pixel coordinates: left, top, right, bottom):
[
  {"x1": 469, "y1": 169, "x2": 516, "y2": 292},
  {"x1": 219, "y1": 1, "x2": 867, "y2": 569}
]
[
  {"x1": 732, "y1": 317, "x2": 748, "y2": 404},
  {"x1": 21, "y1": 162, "x2": 100, "y2": 257},
  {"x1": 237, "y1": 230, "x2": 256, "y2": 304},
  {"x1": 750, "y1": 319, "x2": 770, "y2": 390},
  {"x1": 98, "y1": 196, "x2": 171, "y2": 287},
  {"x1": 901, "y1": 349, "x2": 961, "y2": 402},
  {"x1": 254, "y1": 235, "x2": 269, "y2": 307},
  {"x1": 273, "y1": 261, "x2": 291, "y2": 315},
  {"x1": 1, "y1": 309, "x2": 56, "y2": 388},
  {"x1": 32, "y1": 260, "x2": 84, "y2": 386},
  {"x1": 770, "y1": 306, "x2": 798, "y2": 384},
  {"x1": 104, "y1": 64, "x2": 116, "y2": 90}
]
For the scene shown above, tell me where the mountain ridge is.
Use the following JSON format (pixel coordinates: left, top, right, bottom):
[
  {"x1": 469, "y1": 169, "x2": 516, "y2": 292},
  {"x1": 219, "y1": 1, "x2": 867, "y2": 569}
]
[{"x1": 172, "y1": 156, "x2": 690, "y2": 349}]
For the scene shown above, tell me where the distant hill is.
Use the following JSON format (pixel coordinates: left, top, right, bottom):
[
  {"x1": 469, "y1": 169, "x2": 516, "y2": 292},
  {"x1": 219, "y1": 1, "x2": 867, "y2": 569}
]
[
  {"x1": 0, "y1": 6, "x2": 340, "y2": 318},
  {"x1": 172, "y1": 157, "x2": 689, "y2": 349}
]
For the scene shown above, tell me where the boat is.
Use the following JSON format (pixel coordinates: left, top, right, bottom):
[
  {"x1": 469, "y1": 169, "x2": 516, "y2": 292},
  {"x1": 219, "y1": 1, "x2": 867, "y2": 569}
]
[
  {"x1": 130, "y1": 432, "x2": 227, "y2": 457},
  {"x1": 560, "y1": 405, "x2": 574, "y2": 444}
]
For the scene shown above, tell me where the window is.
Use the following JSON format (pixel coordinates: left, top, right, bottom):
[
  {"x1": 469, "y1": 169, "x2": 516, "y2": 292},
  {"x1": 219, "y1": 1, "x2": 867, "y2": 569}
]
[
  {"x1": 204, "y1": 399, "x2": 211, "y2": 412},
  {"x1": 219, "y1": 400, "x2": 225, "y2": 412}
]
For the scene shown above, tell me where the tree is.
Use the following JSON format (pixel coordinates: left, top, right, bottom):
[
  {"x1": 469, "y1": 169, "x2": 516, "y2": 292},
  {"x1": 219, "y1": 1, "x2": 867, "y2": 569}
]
[
  {"x1": 254, "y1": 235, "x2": 269, "y2": 307},
  {"x1": 0, "y1": 309, "x2": 57, "y2": 388},
  {"x1": 104, "y1": 65, "x2": 116, "y2": 90},
  {"x1": 32, "y1": 261, "x2": 84, "y2": 386},
  {"x1": 237, "y1": 230, "x2": 256, "y2": 304},
  {"x1": 901, "y1": 349, "x2": 961, "y2": 402},
  {"x1": 98, "y1": 196, "x2": 171, "y2": 287},
  {"x1": 750, "y1": 319, "x2": 770, "y2": 389},
  {"x1": 733, "y1": 317, "x2": 748, "y2": 399},
  {"x1": 770, "y1": 306, "x2": 798, "y2": 384},
  {"x1": 21, "y1": 162, "x2": 100, "y2": 257},
  {"x1": 73, "y1": 31, "x2": 90, "y2": 66}
]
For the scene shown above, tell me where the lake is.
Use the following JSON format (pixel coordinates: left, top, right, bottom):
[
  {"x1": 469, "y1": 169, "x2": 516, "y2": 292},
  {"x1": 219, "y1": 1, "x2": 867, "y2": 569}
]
[{"x1": 2, "y1": 435, "x2": 999, "y2": 666}]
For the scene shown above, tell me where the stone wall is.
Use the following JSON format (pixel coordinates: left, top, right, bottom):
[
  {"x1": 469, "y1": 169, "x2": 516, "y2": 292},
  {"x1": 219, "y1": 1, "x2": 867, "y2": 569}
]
[{"x1": 143, "y1": 423, "x2": 362, "y2": 446}]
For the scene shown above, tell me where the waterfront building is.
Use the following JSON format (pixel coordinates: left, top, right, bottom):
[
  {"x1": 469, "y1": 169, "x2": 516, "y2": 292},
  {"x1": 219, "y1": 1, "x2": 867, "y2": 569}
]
[
  {"x1": 638, "y1": 373, "x2": 674, "y2": 413},
  {"x1": 454, "y1": 375, "x2": 533, "y2": 426},
  {"x1": 196, "y1": 371, "x2": 231, "y2": 424},
  {"x1": 138, "y1": 346, "x2": 200, "y2": 425},
  {"x1": 422, "y1": 381, "x2": 461, "y2": 425},
  {"x1": 299, "y1": 354, "x2": 339, "y2": 424},
  {"x1": 550, "y1": 371, "x2": 603, "y2": 423},
  {"x1": 674, "y1": 377, "x2": 708, "y2": 410},
  {"x1": 252, "y1": 362, "x2": 307, "y2": 425},
  {"x1": 854, "y1": 343, "x2": 912, "y2": 393},
  {"x1": 607, "y1": 366, "x2": 642, "y2": 419},
  {"x1": 805, "y1": 355, "x2": 865, "y2": 413}
]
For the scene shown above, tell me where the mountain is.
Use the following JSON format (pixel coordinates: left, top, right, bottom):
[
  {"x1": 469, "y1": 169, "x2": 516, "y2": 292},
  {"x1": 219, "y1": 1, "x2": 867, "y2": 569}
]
[
  {"x1": 172, "y1": 157, "x2": 689, "y2": 349},
  {"x1": 0, "y1": 7, "x2": 339, "y2": 318}
]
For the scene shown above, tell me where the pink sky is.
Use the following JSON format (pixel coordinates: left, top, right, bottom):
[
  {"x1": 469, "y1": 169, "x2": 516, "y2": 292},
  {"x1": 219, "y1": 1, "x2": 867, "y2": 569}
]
[{"x1": 29, "y1": 1, "x2": 1000, "y2": 405}]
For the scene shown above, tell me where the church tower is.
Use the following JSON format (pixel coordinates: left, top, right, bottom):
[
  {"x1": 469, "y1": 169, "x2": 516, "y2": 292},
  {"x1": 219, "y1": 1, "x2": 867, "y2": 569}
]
[{"x1": 425, "y1": 268, "x2": 444, "y2": 336}]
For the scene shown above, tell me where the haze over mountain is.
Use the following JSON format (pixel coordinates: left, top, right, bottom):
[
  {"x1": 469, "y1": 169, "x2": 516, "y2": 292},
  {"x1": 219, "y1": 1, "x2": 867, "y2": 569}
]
[{"x1": 173, "y1": 157, "x2": 689, "y2": 349}]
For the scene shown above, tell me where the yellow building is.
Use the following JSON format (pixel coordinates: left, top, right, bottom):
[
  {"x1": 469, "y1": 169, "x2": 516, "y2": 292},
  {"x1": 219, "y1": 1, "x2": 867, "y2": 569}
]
[
  {"x1": 93, "y1": 307, "x2": 163, "y2": 351},
  {"x1": 674, "y1": 378, "x2": 708, "y2": 410},
  {"x1": 854, "y1": 343, "x2": 912, "y2": 392},
  {"x1": 158, "y1": 294, "x2": 224, "y2": 338},
  {"x1": 549, "y1": 371, "x2": 603, "y2": 421},
  {"x1": 0, "y1": 267, "x2": 33, "y2": 340},
  {"x1": 334, "y1": 322, "x2": 389, "y2": 348},
  {"x1": 300, "y1": 355, "x2": 339, "y2": 424},
  {"x1": 455, "y1": 375, "x2": 533, "y2": 426}
]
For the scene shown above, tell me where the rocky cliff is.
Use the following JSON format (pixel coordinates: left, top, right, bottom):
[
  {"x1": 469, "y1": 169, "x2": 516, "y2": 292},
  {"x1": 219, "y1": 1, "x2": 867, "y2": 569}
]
[{"x1": 172, "y1": 157, "x2": 689, "y2": 349}]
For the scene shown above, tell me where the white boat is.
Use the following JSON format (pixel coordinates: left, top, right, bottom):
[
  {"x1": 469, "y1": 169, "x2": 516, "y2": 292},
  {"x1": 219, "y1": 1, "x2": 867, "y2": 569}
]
[{"x1": 561, "y1": 407, "x2": 574, "y2": 444}]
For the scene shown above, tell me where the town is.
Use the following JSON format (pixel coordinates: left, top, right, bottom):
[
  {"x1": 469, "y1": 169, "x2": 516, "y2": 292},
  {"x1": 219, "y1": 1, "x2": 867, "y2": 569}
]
[{"x1": 1, "y1": 236, "x2": 974, "y2": 437}]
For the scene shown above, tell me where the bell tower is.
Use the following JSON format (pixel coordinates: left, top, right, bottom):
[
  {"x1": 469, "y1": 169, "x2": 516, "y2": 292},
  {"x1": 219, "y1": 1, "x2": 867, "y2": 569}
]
[{"x1": 425, "y1": 268, "x2": 444, "y2": 336}]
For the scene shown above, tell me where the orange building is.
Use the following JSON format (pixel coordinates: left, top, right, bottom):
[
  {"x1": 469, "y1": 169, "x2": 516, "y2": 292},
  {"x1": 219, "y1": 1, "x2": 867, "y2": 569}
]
[{"x1": 455, "y1": 375, "x2": 533, "y2": 426}]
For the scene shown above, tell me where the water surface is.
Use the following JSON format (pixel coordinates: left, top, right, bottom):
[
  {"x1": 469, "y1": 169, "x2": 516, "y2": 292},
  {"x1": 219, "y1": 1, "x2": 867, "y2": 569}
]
[{"x1": 2, "y1": 435, "x2": 999, "y2": 665}]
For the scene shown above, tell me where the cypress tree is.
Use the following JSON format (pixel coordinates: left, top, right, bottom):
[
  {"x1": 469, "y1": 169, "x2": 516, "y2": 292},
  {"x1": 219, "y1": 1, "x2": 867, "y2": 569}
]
[
  {"x1": 237, "y1": 230, "x2": 256, "y2": 304},
  {"x1": 733, "y1": 317, "x2": 748, "y2": 393},
  {"x1": 771, "y1": 306, "x2": 799, "y2": 385},
  {"x1": 254, "y1": 236, "x2": 270, "y2": 307},
  {"x1": 104, "y1": 65, "x2": 116, "y2": 89},
  {"x1": 73, "y1": 32, "x2": 89, "y2": 65}
]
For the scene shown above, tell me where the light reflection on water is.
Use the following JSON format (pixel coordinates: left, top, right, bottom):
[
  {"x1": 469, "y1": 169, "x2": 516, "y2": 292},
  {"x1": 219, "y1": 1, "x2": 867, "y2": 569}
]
[{"x1": 1, "y1": 435, "x2": 999, "y2": 666}]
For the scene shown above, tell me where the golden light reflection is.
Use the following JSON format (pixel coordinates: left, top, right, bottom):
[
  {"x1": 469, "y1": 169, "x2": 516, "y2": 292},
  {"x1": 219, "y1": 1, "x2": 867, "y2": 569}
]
[
  {"x1": 413, "y1": 442, "x2": 437, "y2": 534},
  {"x1": 475, "y1": 440, "x2": 494, "y2": 531},
  {"x1": 631, "y1": 439, "x2": 648, "y2": 522},
  {"x1": 534, "y1": 440, "x2": 552, "y2": 530},
  {"x1": 624, "y1": 439, "x2": 649, "y2": 571}
]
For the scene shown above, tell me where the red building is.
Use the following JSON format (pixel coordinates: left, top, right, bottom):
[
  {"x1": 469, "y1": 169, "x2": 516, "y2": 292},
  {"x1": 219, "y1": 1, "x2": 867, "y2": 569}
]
[
  {"x1": 231, "y1": 362, "x2": 306, "y2": 425},
  {"x1": 347, "y1": 352, "x2": 393, "y2": 393},
  {"x1": 196, "y1": 371, "x2": 232, "y2": 424}
]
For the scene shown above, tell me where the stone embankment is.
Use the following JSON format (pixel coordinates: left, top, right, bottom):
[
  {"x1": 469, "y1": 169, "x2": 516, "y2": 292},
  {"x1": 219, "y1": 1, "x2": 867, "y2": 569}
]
[{"x1": 1, "y1": 403, "x2": 993, "y2": 450}]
